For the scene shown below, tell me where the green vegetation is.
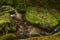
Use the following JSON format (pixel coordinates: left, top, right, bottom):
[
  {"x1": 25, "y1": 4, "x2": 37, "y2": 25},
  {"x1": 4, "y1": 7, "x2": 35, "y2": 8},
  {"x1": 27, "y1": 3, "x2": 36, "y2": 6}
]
[
  {"x1": 50, "y1": 11, "x2": 60, "y2": 22},
  {"x1": 25, "y1": 7, "x2": 58, "y2": 28},
  {"x1": 0, "y1": 6, "x2": 16, "y2": 40},
  {"x1": 0, "y1": 0, "x2": 60, "y2": 39},
  {"x1": 0, "y1": 6, "x2": 16, "y2": 32},
  {"x1": 51, "y1": 31, "x2": 60, "y2": 36},
  {"x1": 0, "y1": 33, "x2": 16, "y2": 40}
]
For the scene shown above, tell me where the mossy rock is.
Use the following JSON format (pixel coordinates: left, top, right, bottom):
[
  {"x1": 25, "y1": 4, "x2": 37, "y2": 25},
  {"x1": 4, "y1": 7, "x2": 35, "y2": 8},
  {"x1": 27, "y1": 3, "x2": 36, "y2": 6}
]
[{"x1": 25, "y1": 7, "x2": 58, "y2": 28}]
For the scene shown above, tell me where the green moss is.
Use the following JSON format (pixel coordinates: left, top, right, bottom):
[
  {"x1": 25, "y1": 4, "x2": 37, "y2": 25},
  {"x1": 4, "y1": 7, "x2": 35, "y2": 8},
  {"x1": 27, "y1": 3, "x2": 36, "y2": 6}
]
[
  {"x1": 0, "y1": 6, "x2": 15, "y2": 25},
  {"x1": 0, "y1": 33, "x2": 16, "y2": 40},
  {"x1": 0, "y1": 6, "x2": 17, "y2": 32},
  {"x1": 50, "y1": 11, "x2": 60, "y2": 22},
  {"x1": 25, "y1": 7, "x2": 58, "y2": 28}
]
